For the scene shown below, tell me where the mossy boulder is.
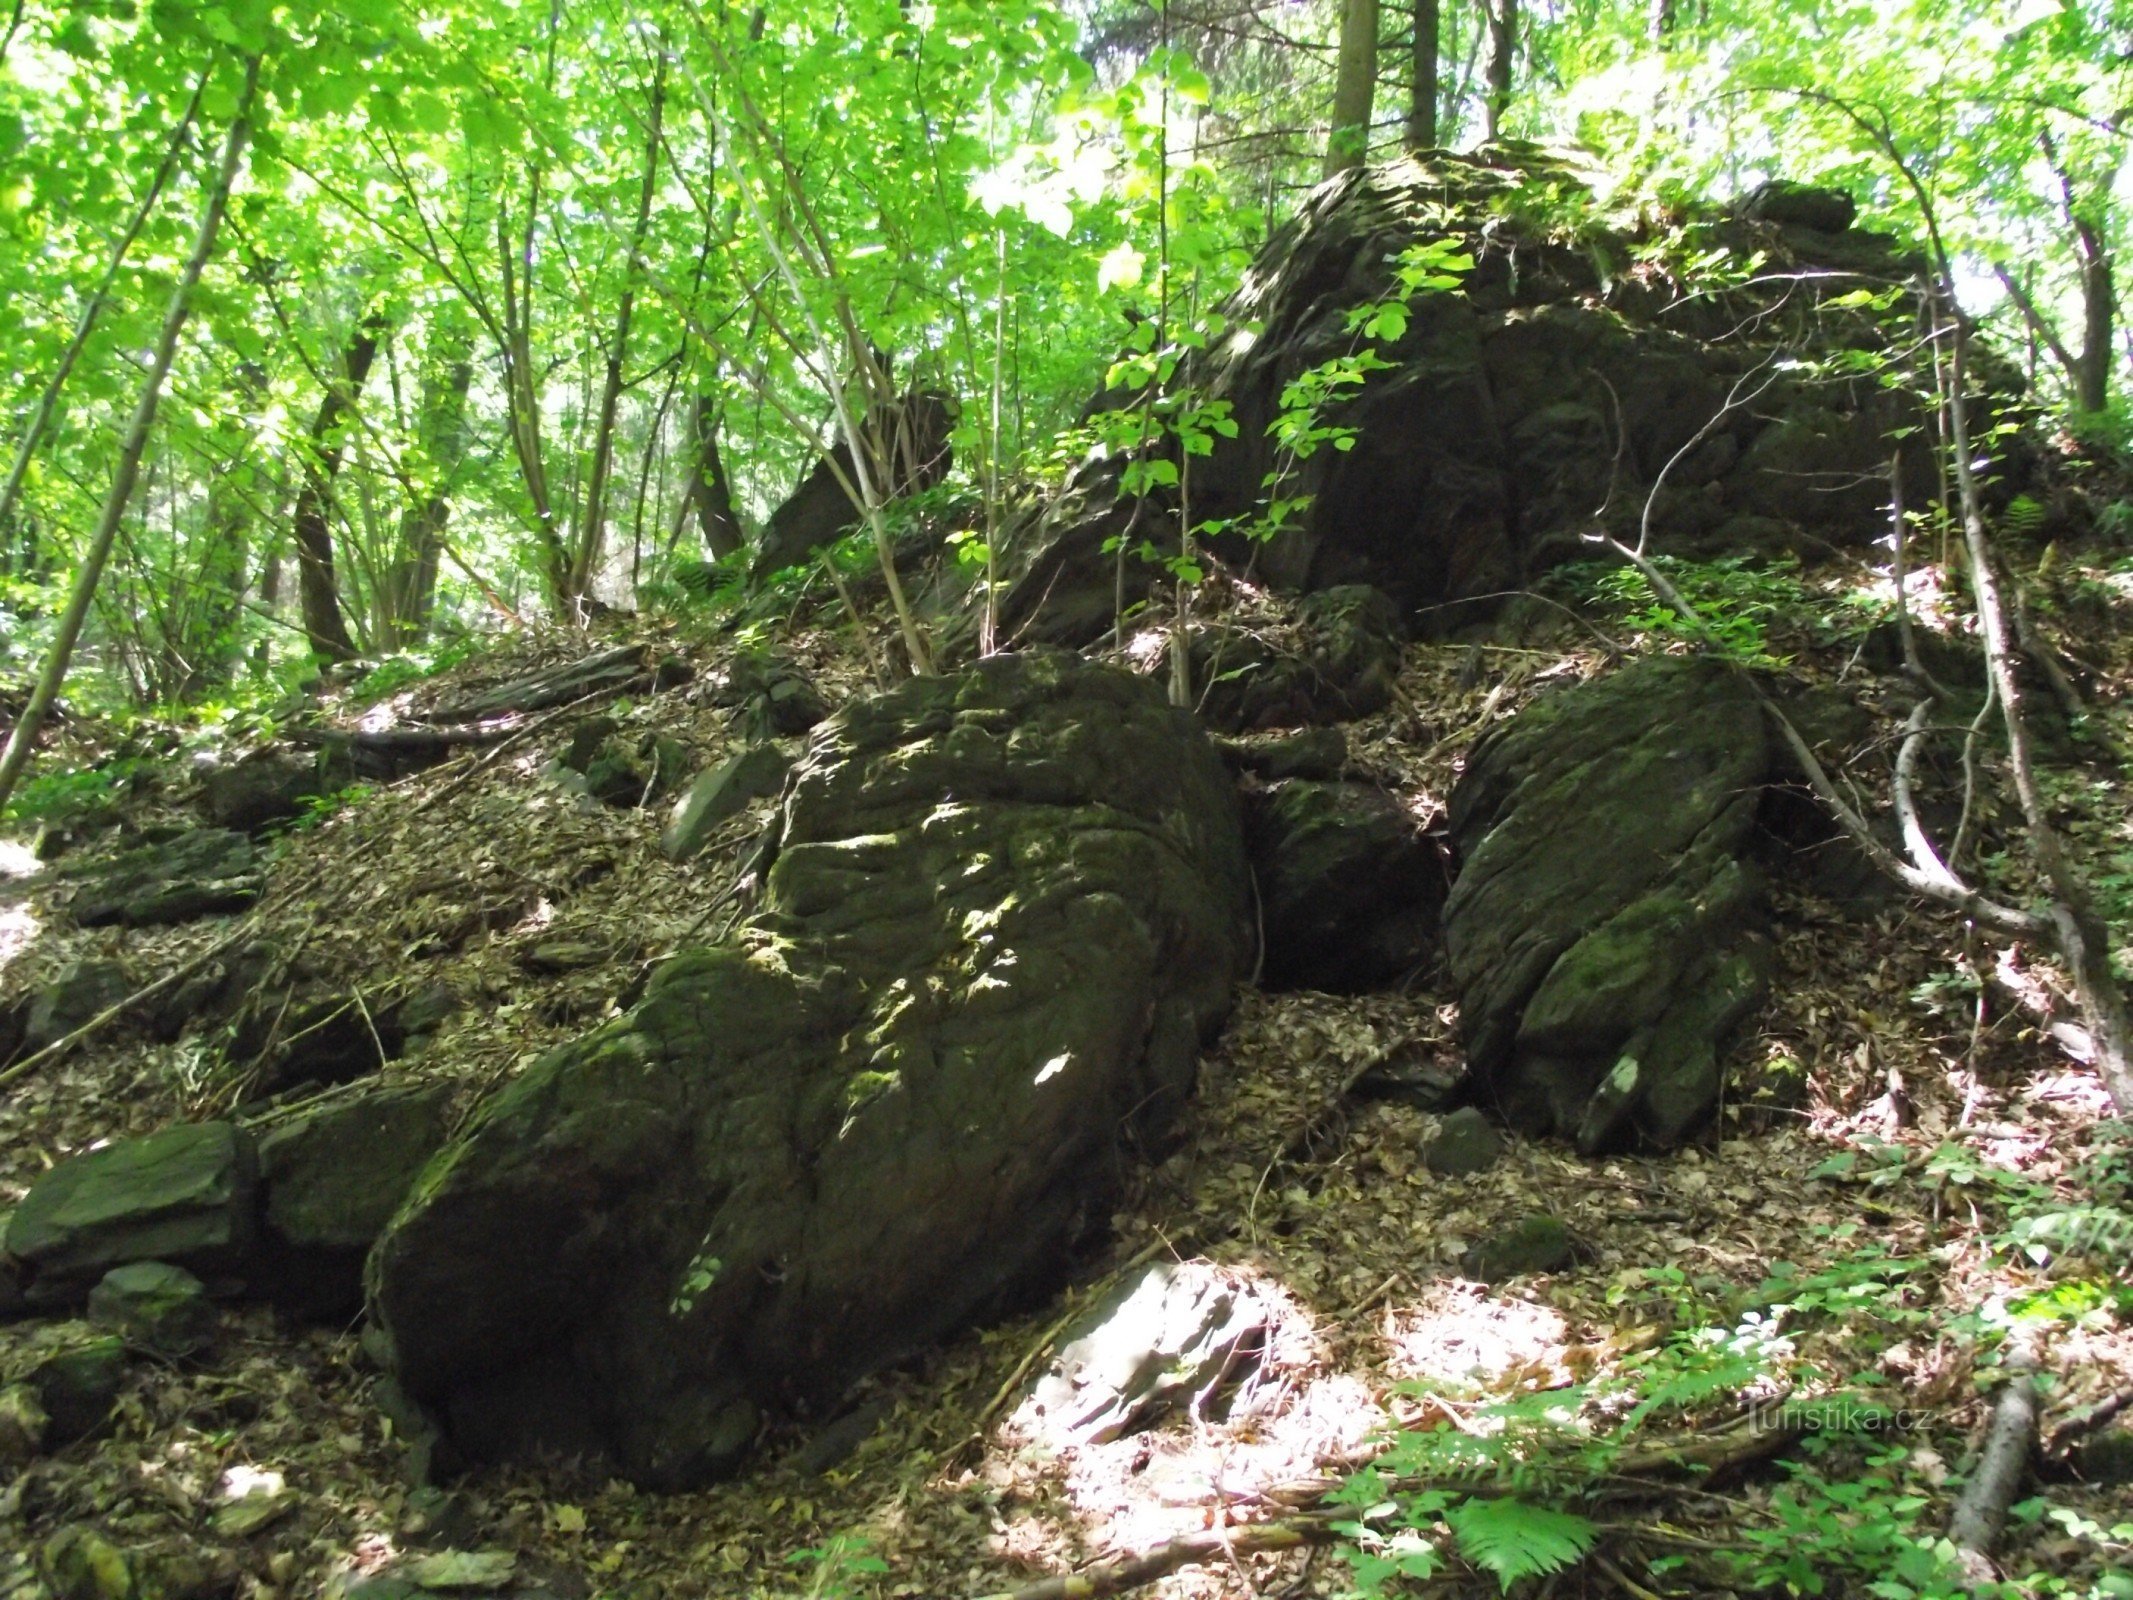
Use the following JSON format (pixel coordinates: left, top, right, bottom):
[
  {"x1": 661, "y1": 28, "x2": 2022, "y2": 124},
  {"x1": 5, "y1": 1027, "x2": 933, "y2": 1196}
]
[
  {"x1": 997, "y1": 150, "x2": 1948, "y2": 645},
  {"x1": 254, "y1": 1084, "x2": 456, "y2": 1317},
  {"x1": 1445, "y1": 656, "x2": 1772, "y2": 1151},
  {"x1": 368, "y1": 651, "x2": 1250, "y2": 1488},
  {"x1": 86, "y1": 1263, "x2": 214, "y2": 1356},
  {"x1": 64, "y1": 829, "x2": 261, "y2": 927}
]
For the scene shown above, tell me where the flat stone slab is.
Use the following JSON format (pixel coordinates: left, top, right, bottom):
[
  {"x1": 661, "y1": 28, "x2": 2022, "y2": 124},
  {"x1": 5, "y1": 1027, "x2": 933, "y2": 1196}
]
[{"x1": 6, "y1": 1123, "x2": 257, "y2": 1300}]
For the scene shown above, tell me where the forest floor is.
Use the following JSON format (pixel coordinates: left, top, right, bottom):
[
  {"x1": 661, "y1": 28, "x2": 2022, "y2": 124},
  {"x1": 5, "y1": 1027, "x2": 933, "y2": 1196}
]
[{"x1": 2, "y1": 542, "x2": 2132, "y2": 1600}]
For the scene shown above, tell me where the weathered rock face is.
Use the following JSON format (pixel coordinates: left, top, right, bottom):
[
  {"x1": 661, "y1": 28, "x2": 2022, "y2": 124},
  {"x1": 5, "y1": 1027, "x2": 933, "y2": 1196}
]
[
  {"x1": 1444, "y1": 657, "x2": 1771, "y2": 1152},
  {"x1": 662, "y1": 744, "x2": 791, "y2": 862},
  {"x1": 999, "y1": 151, "x2": 1937, "y2": 644},
  {"x1": 255, "y1": 1084, "x2": 457, "y2": 1317},
  {"x1": 367, "y1": 651, "x2": 1251, "y2": 1488},
  {"x1": 198, "y1": 750, "x2": 333, "y2": 834},
  {"x1": 1019, "y1": 1263, "x2": 1269, "y2": 1447},
  {"x1": 23, "y1": 960, "x2": 131, "y2": 1055},
  {"x1": 64, "y1": 830, "x2": 260, "y2": 927},
  {"x1": 1188, "y1": 586, "x2": 1406, "y2": 733}
]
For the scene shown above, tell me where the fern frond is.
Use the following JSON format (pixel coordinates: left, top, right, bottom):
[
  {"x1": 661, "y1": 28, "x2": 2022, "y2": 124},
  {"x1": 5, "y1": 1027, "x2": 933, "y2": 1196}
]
[{"x1": 1445, "y1": 1497, "x2": 1598, "y2": 1592}]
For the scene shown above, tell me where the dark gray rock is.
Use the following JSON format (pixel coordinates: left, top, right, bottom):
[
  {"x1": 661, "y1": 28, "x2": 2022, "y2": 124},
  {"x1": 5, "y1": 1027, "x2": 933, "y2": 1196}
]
[
  {"x1": 228, "y1": 988, "x2": 443, "y2": 1096},
  {"x1": 0, "y1": 1247, "x2": 24, "y2": 1320},
  {"x1": 1247, "y1": 778, "x2": 1445, "y2": 992},
  {"x1": 368, "y1": 652, "x2": 1250, "y2": 1488},
  {"x1": 1736, "y1": 180, "x2": 1858, "y2": 235},
  {"x1": 1423, "y1": 1108, "x2": 1503, "y2": 1176},
  {"x1": 32, "y1": 1335, "x2": 127, "y2": 1443},
  {"x1": 1463, "y1": 1213, "x2": 1573, "y2": 1282},
  {"x1": 65, "y1": 829, "x2": 260, "y2": 927},
  {"x1": 1445, "y1": 657, "x2": 1771, "y2": 1152},
  {"x1": 662, "y1": 745, "x2": 791, "y2": 862},
  {"x1": 257, "y1": 1083, "x2": 455, "y2": 1317},
  {"x1": 199, "y1": 750, "x2": 332, "y2": 833},
  {"x1": 1188, "y1": 586, "x2": 1406, "y2": 733},
  {"x1": 558, "y1": 722, "x2": 690, "y2": 809},
  {"x1": 995, "y1": 153, "x2": 1941, "y2": 645},
  {"x1": 2073, "y1": 1427, "x2": 2133, "y2": 1486},
  {"x1": 87, "y1": 1262, "x2": 215, "y2": 1356},
  {"x1": 751, "y1": 390, "x2": 953, "y2": 578},
  {"x1": 1023, "y1": 1263, "x2": 1268, "y2": 1446},
  {"x1": 709, "y1": 649, "x2": 828, "y2": 737},
  {"x1": 6, "y1": 1122, "x2": 257, "y2": 1300},
  {"x1": 24, "y1": 959, "x2": 132, "y2": 1054}
]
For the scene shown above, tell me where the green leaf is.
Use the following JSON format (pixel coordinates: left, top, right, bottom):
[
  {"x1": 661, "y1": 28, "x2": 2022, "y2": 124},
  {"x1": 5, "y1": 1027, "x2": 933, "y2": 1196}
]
[{"x1": 1444, "y1": 1498, "x2": 1597, "y2": 1593}]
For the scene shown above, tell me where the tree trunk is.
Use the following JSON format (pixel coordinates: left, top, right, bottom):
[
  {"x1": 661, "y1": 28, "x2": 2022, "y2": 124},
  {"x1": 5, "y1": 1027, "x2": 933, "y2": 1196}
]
[
  {"x1": 291, "y1": 308, "x2": 388, "y2": 663},
  {"x1": 571, "y1": 51, "x2": 667, "y2": 603},
  {"x1": 681, "y1": 390, "x2": 745, "y2": 558},
  {"x1": 496, "y1": 173, "x2": 568, "y2": 614},
  {"x1": 1649, "y1": 0, "x2": 1677, "y2": 40},
  {"x1": 176, "y1": 356, "x2": 267, "y2": 698},
  {"x1": 1406, "y1": 0, "x2": 1439, "y2": 150},
  {"x1": 1324, "y1": 0, "x2": 1380, "y2": 178},
  {"x1": 1483, "y1": 0, "x2": 1516, "y2": 142},
  {"x1": 380, "y1": 314, "x2": 475, "y2": 645},
  {"x1": 2073, "y1": 215, "x2": 2114, "y2": 417},
  {"x1": 0, "y1": 54, "x2": 257, "y2": 815}
]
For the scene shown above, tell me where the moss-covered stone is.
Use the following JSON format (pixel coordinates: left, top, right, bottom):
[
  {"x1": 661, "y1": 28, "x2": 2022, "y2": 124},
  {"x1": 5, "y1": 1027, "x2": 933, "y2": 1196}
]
[
  {"x1": 1445, "y1": 657, "x2": 1771, "y2": 1151},
  {"x1": 6, "y1": 1122, "x2": 257, "y2": 1301},
  {"x1": 996, "y1": 150, "x2": 1948, "y2": 646},
  {"x1": 1247, "y1": 778, "x2": 1445, "y2": 992},
  {"x1": 369, "y1": 652, "x2": 1250, "y2": 1488},
  {"x1": 87, "y1": 1262, "x2": 214, "y2": 1356},
  {"x1": 31, "y1": 1334, "x2": 127, "y2": 1443},
  {"x1": 1464, "y1": 1213, "x2": 1575, "y2": 1282}
]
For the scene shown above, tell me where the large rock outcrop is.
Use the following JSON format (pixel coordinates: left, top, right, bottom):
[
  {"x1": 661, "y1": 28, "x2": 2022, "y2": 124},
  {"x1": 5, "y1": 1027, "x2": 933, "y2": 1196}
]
[
  {"x1": 999, "y1": 149, "x2": 1938, "y2": 645},
  {"x1": 367, "y1": 651, "x2": 1250, "y2": 1488},
  {"x1": 1444, "y1": 656, "x2": 1772, "y2": 1152}
]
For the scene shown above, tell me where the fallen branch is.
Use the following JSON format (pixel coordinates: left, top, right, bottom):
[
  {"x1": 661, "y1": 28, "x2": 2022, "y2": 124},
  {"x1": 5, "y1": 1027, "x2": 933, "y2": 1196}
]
[{"x1": 1948, "y1": 1358, "x2": 2040, "y2": 1584}]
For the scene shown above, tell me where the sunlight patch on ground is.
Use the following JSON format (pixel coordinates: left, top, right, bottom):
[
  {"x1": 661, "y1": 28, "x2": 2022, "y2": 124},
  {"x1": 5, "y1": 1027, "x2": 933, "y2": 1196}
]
[
  {"x1": 1381, "y1": 1281, "x2": 1572, "y2": 1392},
  {"x1": 0, "y1": 840, "x2": 40, "y2": 879},
  {"x1": 0, "y1": 904, "x2": 38, "y2": 977},
  {"x1": 987, "y1": 1262, "x2": 1379, "y2": 1571}
]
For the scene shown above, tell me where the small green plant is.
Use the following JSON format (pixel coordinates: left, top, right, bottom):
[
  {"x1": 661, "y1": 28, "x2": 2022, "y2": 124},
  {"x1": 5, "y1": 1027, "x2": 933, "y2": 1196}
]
[
  {"x1": 783, "y1": 1531, "x2": 887, "y2": 1599},
  {"x1": 0, "y1": 758, "x2": 139, "y2": 825},
  {"x1": 669, "y1": 1251, "x2": 723, "y2": 1319},
  {"x1": 1563, "y1": 552, "x2": 1823, "y2": 667},
  {"x1": 346, "y1": 637, "x2": 483, "y2": 705},
  {"x1": 276, "y1": 782, "x2": 374, "y2": 835}
]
